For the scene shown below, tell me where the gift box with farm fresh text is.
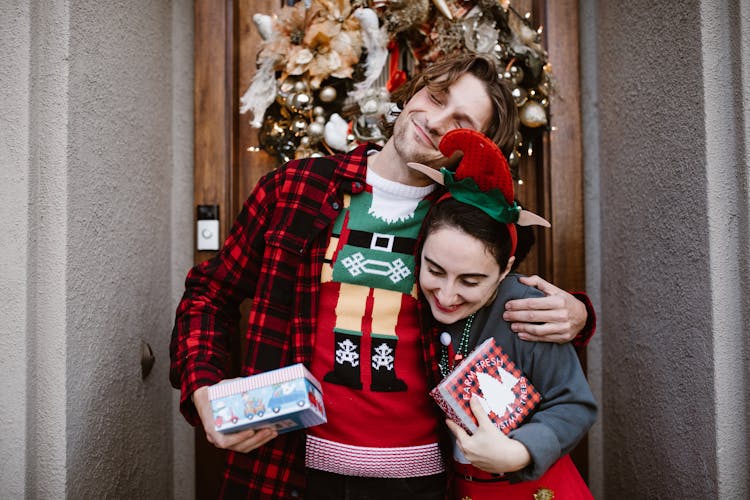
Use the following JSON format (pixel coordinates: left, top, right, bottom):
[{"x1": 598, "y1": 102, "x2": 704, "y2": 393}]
[{"x1": 430, "y1": 338, "x2": 541, "y2": 435}]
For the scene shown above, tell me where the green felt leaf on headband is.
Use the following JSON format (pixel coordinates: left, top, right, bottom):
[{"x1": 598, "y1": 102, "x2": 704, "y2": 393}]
[{"x1": 441, "y1": 168, "x2": 521, "y2": 224}]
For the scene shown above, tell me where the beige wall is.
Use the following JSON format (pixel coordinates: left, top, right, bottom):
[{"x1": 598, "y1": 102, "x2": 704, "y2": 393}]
[
  {"x1": 581, "y1": 0, "x2": 749, "y2": 498},
  {"x1": 1, "y1": 1, "x2": 194, "y2": 498}
]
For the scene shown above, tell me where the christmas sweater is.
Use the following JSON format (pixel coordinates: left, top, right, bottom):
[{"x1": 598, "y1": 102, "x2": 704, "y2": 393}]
[{"x1": 306, "y1": 167, "x2": 445, "y2": 478}]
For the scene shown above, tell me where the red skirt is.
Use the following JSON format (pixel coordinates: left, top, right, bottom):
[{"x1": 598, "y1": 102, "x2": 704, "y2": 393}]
[{"x1": 453, "y1": 455, "x2": 593, "y2": 500}]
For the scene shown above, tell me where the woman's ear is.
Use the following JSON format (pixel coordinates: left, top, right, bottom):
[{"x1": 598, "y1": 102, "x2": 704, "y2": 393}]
[
  {"x1": 499, "y1": 256, "x2": 515, "y2": 281},
  {"x1": 486, "y1": 256, "x2": 515, "y2": 307}
]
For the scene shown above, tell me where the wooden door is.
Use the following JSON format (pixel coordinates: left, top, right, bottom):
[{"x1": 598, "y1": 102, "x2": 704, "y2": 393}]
[
  {"x1": 191, "y1": 2, "x2": 279, "y2": 497},
  {"x1": 192, "y1": 1, "x2": 585, "y2": 496}
]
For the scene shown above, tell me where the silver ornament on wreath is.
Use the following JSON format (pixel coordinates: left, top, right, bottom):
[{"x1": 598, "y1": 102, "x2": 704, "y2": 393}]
[
  {"x1": 351, "y1": 87, "x2": 390, "y2": 144},
  {"x1": 318, "y1": 85, "x2": 338, "y2": 103},
  {"x1": 519, "y1": 100, "x2": 548, "y2": 128}
]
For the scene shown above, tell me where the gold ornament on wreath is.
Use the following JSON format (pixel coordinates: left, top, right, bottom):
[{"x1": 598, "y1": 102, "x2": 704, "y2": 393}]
[{"x1": 241, "y1": 0, "x2": 555, "y2": 178}]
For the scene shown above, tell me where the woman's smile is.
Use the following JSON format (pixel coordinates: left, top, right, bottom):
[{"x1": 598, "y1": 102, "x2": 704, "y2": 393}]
[{"x1": 419, "y1": 226, "x2": 506, "y2": 325}]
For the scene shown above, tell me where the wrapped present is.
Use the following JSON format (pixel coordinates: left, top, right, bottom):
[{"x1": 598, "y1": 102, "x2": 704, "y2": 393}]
[
  {"x1": 209, "y1": 363, "x2": 326, "y2": 434},
  {"x1": 430, "y1": 337, "x2": 541, "y2": 434}
]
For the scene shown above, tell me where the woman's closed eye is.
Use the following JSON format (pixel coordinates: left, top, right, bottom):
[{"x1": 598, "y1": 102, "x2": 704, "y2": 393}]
[{"x1": 427, "y1": 266, "x2": 445, "y2": 276}]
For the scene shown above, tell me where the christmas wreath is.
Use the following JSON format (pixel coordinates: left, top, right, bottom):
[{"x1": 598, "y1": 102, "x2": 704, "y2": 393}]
[{"x1": 240, "y1": 0, "x2": 553, "y2": 177}]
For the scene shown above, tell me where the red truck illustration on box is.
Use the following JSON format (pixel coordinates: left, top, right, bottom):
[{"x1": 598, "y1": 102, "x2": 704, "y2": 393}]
[{"x1": 213, "y1": 401, "x2": 239, "y2": 429}]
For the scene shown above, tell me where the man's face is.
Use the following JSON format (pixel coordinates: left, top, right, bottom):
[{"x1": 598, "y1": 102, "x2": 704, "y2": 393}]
[{"x1": 392, "y1": 73, "x2": 494, "y2": 170}]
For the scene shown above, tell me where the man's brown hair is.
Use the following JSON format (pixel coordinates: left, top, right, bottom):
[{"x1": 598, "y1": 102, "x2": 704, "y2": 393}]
[{"x1": 388, "y1": 54, "x2": 519, "y2": 156}]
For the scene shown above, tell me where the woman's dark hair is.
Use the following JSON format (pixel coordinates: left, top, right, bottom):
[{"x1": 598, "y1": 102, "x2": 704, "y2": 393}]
[
  {"x1": 385, "y1": 54, "x2": 519, "y2": 156},
  {"x1": 422, "y1": 198, "x2": 537, "y2": 272},
  {"x1": 511, "y1": 222, "x2": 536, "y2": 271},
  {"x1": 422, "y1": 198, "x2": 514, "y2": 269}
]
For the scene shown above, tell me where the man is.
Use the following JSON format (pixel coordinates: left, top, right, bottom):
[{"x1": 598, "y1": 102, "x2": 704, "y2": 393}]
[{"x1": 170, "y1": 54, "x2": 594, "y2": 499}]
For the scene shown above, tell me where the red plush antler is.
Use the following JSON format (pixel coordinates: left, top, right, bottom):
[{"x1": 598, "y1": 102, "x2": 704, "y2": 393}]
[{"x1": 438, "y1": 128, "x2": 514, "y2": 203}]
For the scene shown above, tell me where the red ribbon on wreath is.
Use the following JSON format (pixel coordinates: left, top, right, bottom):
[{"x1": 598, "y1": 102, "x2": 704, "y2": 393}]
[{"x1": 386, "y1": 40, "x2": 408, "y2": 93}]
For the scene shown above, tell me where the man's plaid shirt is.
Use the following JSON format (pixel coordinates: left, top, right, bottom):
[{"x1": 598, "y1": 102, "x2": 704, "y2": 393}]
[{"x1": 170, "y1": 144, "x2": 445, "y2": 498}]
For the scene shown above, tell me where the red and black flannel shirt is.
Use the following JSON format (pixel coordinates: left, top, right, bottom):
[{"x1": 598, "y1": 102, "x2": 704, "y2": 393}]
[
  {"x1": 169, "y1": 143, "x2": 596, "y2": 499},
  {"x1": 170, "y1": 144, "x2": 445, "y2": 498}
]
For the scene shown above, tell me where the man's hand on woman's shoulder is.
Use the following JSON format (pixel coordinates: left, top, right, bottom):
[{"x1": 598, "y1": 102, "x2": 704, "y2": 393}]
[{"x1": 503, "y1": 275, "x2": 587, "y2": 344}]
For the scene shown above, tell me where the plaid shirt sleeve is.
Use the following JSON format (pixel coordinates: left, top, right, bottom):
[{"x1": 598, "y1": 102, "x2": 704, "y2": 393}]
[
  {"x1": 169, "y1": 169, "x2": 279, "y2": 425},
  {"x1": 170, "y1": 148, "x2": 370, "y2": 498},
  {"x1": 571, "y1": 291, "x2": 596, "y2": 351}
]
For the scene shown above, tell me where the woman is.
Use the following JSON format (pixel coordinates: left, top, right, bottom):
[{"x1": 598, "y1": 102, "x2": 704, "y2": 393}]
[{"x1": 411, "y1": 128, "x2": 597, "y2": 499}]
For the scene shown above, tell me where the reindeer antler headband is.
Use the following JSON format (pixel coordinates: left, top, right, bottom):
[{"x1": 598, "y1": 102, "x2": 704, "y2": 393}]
[{"x1": 408, "y1": 128, "x2": 550, "y2": 256}]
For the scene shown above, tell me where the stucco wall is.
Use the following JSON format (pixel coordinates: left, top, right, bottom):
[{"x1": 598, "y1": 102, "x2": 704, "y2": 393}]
[
  {"x1": 701, "y1": 2, "x2": 750, "y2": 497},
  {"x1": 582, "y1": 0, "x2": 749, "y2": 498},
  {"x1": 66, "y1": 2, "x2": 172, "y2": 496},
  {"x1": 1, "y1": 2, "x2": 34, "y2": 498},
  {"x1": 2, "y1": 1, "x2": 194, "y2": 497},
  {"x1": 169, "y1": 3, "x2": 197, "y2": 499}
]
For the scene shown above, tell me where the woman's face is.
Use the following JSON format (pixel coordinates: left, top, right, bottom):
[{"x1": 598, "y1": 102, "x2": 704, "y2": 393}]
[{"x1": 419, "y1": 226, "x2": 512, "y2": 325}]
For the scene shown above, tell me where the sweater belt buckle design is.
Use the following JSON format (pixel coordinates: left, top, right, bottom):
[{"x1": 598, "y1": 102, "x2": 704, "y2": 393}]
[{"x1": 370, "y1": 232, "x2": 394, "y2": 252}]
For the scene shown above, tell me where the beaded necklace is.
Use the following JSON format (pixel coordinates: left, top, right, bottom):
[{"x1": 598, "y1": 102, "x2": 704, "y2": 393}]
[{"x1": 438, "y1": 312, "x2": 476, "y2": 378}]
